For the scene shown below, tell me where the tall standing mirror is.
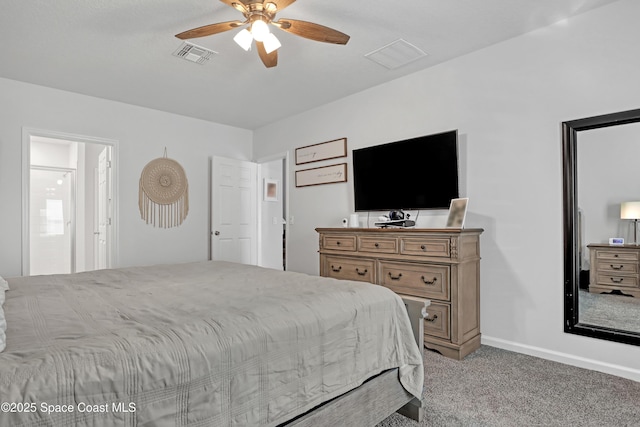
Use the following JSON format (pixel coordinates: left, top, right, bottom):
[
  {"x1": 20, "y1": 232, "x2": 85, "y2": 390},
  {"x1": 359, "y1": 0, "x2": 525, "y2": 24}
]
[{"x1": 563, "y1": 108, "x2": 640, "y2": 346}]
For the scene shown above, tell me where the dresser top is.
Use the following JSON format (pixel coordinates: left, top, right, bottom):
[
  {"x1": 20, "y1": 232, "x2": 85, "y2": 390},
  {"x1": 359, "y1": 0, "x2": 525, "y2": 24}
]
[
  {"x1": 587, "y1": 243, "x2": 640, "y2": 249},
  {"x1": 316, "y1": 227, "x2": 484, "y2": 234}
]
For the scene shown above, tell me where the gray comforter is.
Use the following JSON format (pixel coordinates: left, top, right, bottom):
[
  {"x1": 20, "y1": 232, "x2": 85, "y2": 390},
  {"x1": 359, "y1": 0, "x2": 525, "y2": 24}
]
[{"x1": 0, "y1": 261, "x2": 423, "y2": 426}]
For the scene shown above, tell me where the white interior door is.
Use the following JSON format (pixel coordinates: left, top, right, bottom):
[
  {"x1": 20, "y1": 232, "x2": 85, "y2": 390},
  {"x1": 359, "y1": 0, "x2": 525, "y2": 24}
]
[{"x1": 211, "y1": 156, "x2": 258, "y2": 264}]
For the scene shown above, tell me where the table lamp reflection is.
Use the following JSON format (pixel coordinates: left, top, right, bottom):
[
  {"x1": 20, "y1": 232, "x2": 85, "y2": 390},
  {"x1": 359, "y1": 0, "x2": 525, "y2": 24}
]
[{"x1": 620, "y1": 201, "x2": 640, "y2": 245}]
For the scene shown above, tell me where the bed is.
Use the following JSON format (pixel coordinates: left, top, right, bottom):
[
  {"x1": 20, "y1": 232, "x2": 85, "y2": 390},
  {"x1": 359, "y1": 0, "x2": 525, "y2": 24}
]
[{"x1": 0, "y1": 261, "x2": 426, "y2": 426}]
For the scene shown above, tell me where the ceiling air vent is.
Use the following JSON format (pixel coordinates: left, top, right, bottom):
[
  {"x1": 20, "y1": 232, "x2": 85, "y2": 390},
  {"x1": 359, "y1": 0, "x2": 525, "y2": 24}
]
[
  {"x1": 172, "y1": 42, "x2": 217, "y2": 65},
  {"x1": 365, "y1": 39, "x2": 428, "y2": 70}
]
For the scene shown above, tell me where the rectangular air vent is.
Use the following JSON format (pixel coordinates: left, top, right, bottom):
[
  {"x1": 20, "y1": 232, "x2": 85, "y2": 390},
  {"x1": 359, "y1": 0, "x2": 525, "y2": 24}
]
[
  {"x1": 365, "y1": 39, "x2": 428, "y2": 70},
  {"x1": 172, "y1": 42, "x2": 217, "y2": 64}
]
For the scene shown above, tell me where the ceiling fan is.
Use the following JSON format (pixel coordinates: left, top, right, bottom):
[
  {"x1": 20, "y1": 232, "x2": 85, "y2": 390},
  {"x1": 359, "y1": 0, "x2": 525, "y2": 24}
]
[{"x1": 176, "y1": 0, "x2": 350, "y2": 68}]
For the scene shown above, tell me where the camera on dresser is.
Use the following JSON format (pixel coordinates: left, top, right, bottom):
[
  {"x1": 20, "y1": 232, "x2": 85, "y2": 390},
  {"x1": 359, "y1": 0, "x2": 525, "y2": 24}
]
[{"x1": 316, "y1": 227, "x2": 483, "y2": 360}]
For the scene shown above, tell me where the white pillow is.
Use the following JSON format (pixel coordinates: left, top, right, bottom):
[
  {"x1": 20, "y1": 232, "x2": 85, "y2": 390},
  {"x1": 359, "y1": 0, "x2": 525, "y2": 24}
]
[{"x1": 0, "y1": 276, "x2": 7, "y2": 352}]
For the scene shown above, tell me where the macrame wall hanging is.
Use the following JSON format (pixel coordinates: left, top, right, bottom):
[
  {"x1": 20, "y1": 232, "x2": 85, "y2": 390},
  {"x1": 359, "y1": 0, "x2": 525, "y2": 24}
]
[{"x1": 139, "y1": 148, "x2": 189, "y2": 228}]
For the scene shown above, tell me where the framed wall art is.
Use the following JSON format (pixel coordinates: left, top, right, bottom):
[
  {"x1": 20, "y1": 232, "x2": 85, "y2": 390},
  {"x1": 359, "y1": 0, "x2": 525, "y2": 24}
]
[
  {"x1": 295, "y1": 163, "x2": 347, "y2": 187},
  {"x1": 264, "y1": 178, "x2": 279, "y2": 202},
  {"x1": 295, "y1": 138, "x2": 347, "y2": 165}
]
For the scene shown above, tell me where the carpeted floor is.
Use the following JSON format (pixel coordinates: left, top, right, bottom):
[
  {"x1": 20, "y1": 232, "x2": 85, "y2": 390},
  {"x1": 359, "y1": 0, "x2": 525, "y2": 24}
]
[
  {"x1": 377, "y1": 345, "x2": 640, "y2": 427},
  {"x1": 579, "y1": 290, "x2": 640, "y2": 333}
]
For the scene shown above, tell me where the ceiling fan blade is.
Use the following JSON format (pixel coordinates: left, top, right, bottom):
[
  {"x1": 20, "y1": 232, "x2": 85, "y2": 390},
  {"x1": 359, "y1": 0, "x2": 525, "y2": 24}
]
[
  {"x1": 256, "y1": 41, "x2": 278, "y2": 68},
  {"x1": 266, "y1": 0, "x2": 296, "y2": 12},
  {"x1": 275, "y1": 19, "x2": 349, "y2": 44},
  {"x1": 175, "y1": 20, "x2": 244, "y2": 40}
]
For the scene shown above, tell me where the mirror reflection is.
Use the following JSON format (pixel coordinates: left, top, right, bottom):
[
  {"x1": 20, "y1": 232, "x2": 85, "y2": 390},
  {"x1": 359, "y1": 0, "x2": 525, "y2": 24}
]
[{"x1": 577, "y1": 122, "x2": 640, "y2": 334}]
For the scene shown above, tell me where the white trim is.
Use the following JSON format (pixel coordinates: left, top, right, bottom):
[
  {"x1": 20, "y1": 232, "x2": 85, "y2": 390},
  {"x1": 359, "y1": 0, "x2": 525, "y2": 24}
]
[
  {"x1": 481, "y1": 335, "x2": 640, "y2": 382},
  {"x1": 21, "y1": 127, "x2": 120, "y2": 275}
]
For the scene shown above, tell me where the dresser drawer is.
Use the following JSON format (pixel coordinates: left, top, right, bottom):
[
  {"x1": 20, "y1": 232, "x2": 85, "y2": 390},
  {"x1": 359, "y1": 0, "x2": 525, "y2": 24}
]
[
  {"x1": 596, "y1": 260, "x2": 638, "y2": 274},
  {"x1": 596, "y1": 250, "x2": 639, "y2": 262},
  {"x1": 358, "y1": 237, "x2": 398, "y2": 254},
  {"x1": 400, "y1": 238, "x2": 450, "y2": 257},
  {"x1": 324, "y1": 256, "x2": 375, "y2": 283},
  {"x1": 378, "y1": 261, "x2": 450, "y2": 300},
  {"x1": 595, "y1": 274, "x2": 639, "y2": 288},
  {"x1": 322, "y1": 235, "x2": 356, "y2": 251},
  {"x1": 423, "y1": 301, "x2": 450, "y2": 340}
]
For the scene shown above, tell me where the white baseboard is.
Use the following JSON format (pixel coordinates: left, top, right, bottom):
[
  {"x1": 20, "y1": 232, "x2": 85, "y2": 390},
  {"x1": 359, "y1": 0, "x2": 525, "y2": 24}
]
[{"x1": 481, "y1": 336, "x2": 640, "y2": 383}]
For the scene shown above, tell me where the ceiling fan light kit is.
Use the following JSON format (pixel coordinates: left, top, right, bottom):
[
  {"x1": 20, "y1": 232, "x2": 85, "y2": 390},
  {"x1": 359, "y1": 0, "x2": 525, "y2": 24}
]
[
  {"x1": 176, "y1": 0, "x2": 350, "y2": 68},
  {"x1": 233, "y1": 17, "x2": 282, "y2": 53},
  {"x1": 262, "y1": 33, "x2": 282, "y2": 54},
  {"x1": 250, "y1": 19, "x2": 270, "y2": 42},
  {"x1": 233, "y1": 28, "x2": 253, "y2": 51}
]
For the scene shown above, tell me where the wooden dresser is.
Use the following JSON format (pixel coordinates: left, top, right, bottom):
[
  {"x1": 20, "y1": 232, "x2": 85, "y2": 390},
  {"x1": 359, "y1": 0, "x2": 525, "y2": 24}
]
[
  {"x1": 588, "y1": 244, "x2": 640, "y2": 297},
  {"x1": 316, "y1": 227, "x2": 483, "y2": 360}
]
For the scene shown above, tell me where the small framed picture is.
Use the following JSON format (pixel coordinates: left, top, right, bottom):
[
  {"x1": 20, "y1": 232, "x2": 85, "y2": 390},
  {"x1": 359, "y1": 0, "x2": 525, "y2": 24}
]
[
  {"x1": 446, "y1": 198, "x2": 469, "y2": 228},
  {"x1": 264, "y1": 178, "x2": 279, "y2": 202}
]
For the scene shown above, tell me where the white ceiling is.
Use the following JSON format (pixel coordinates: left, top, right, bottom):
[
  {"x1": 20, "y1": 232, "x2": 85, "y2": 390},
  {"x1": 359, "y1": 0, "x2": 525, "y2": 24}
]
[{"x1": 0, "y1": 0, "x2": 619, "y2": 130}]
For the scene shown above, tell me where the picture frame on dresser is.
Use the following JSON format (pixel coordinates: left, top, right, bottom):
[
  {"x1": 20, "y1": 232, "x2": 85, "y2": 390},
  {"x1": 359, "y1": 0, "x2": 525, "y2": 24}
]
[{"x1": 446, "y1": 198, "x2": 468, "y2": 228}]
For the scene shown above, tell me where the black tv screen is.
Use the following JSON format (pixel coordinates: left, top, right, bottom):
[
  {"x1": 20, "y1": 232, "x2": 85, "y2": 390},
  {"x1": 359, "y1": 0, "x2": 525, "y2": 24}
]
[{"x1": 353, "y1": 130, "x2": 459, "y2": 211}]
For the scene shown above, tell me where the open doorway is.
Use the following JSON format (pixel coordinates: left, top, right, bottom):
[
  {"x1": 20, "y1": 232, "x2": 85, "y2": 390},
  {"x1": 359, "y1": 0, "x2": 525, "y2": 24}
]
[{"x1": 22, "y1": 129, "x2": 117, "y2": 275}]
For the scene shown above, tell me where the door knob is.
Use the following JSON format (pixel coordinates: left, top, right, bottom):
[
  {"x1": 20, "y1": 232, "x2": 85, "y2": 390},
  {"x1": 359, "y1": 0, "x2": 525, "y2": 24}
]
[{"x1": 214, "y1": 231, "x2": 220, "y2": 236}]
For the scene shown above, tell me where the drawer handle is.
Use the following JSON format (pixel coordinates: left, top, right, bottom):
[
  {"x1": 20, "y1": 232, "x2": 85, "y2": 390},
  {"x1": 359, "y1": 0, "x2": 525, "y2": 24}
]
[
  {"x1": 356, "y1": 268, "x2": 368, "y2": 276},
  {"x1": 421, "y1": 276, "x2": 437, "y2": 285},
  {"x1": 425, "y1": 314, "x2": 438, "y2": 322},
  {"x1": 374, "y1": 243, "x2": 379, "y2": 247},
  {"x1": 331, "y1": 265, "x2": 342, "y2": 273},
  {"x1": 336, "y1": 241, "x2": 341, "y2": 245},
  {"x1": 614, "y1": 254, "x2": 619, "y2": 257},
  {"x1": 610, "y1": 264, "x2": 624, "y2": 270},
  {"x1": 610, "y1": 277, "x2": 624, "y2": 283},
  {"x1": 388, "y1": 272, "x2": 403, "y2": 280},
  {"x1": 421, "y1": 245, "x2": 426, "y2": 250}
]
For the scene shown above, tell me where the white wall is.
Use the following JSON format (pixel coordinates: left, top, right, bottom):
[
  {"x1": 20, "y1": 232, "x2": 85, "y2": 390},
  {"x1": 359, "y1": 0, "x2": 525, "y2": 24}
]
[
  {"x1": 0, "y1": 77, "x2": 253, "y2": 277},
  {"x1": 253, "y1": 0, "x2": 640, "y2": 379}
]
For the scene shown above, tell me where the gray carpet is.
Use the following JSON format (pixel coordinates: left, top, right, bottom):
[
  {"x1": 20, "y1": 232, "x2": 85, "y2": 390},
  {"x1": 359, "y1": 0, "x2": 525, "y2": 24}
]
[
  {"x1": 579, "y1": 290, "x2": 640, "y2": 333},
  {"x1": 377, "y1": 345, "x2": 640, "y2": 427}
]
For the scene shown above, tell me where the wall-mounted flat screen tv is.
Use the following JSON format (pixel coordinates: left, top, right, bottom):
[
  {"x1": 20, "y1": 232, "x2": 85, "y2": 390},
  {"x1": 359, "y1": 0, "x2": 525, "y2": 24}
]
[{"x1": 352, "y1": 130, "x2": 459, "y2": 211}]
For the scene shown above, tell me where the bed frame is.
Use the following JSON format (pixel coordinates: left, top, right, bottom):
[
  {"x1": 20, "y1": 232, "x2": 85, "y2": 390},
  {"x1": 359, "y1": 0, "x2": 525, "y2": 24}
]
[{"x1": 285, "y1": 296, "x2": 429, "y2": 426}]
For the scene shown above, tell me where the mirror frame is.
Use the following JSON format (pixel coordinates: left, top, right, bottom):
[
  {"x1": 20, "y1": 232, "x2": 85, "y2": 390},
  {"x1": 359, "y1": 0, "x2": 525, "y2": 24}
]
[{"x1": 563, "y1": 108, "x2": 640, "y2": 346}]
